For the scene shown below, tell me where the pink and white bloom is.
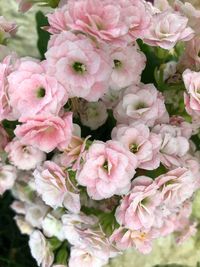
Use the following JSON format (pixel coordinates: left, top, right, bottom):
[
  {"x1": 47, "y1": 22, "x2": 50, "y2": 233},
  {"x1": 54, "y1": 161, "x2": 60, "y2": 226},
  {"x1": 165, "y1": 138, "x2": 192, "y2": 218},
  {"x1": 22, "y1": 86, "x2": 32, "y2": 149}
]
[
  {"x1": 156, "y1": 167, "x2": 195, "y2": 208},
  {"x1": 77, "y1": 140, "x2": 137, "y2": 200},
  {"x1": 152, "y1": 124, "x2": 190, "y2": 168},
  {"x1": 29, "y1": 230, "x2": 54, "y2": 267},
  {"x1": 183, "y1": 69, "x2": 200, "y2": 117},
  {"x1": 8, "y1": 59, "x2": 67, "y2": 119},
  {"x1": 69, "y1": 246, "x2": 108, "y2": 267},
  {"x1": 115, "y1": 176, "x2": 160, "y2": 230},
  {"x1": 14, "y1": 113, "x2": 73, "y2": 153},
  {"x1": 45, "y1": 31, "x2": 112, "y2": 101},
  {"x1": 0, "y1": 163, "x2": 17, "y2": 195},
  {"x1": 47, "y1": 0, "x2": 129, "y2": 43},
  {"x1": 34, "y1": 161, "x2": 80, "y2": 213},
  {"x1": 79, "y1": 101, "x2": 108, "y2": 130},
  {"x1": 110, "y1": 227, "x2": 158, "y2": 254},
  {"x1": 112, "y1": 123, "x2": 161, "y2": 170},
  {"x1": 16, "y1": 0, "x2": 33, "y2": 12},
  {"x1": 5, "y1": 138, "x2": 46, "y2": 170},
  {"x1": 0, "y1": 16, "x2": 17, "y2": 40},
  {"x1": 109, "y1": 44, "x2": 146, "y2": 90},
  {"x1": 144, "y1": 10, "x2": 194, "y2": 49},
  {"x1": 114, "y1": 84, "x2": 168, "y2": 127}
]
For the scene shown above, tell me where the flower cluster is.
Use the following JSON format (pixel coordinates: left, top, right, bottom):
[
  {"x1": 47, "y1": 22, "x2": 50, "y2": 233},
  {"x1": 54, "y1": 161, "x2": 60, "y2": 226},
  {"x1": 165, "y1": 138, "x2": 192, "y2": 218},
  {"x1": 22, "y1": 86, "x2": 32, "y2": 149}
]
[{"x1": 0, "y1": 0, "x2": 200, "y2": 266}]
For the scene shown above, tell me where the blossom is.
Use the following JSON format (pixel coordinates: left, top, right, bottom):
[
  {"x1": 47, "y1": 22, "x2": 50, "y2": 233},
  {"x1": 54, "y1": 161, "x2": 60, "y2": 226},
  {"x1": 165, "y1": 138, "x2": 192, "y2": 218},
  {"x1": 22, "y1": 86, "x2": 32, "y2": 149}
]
[
  {"x1": 8, "y1": 59, "x2": 67, "y2": 119},
  {"x1": 42, "y1": 213, "x2": 65, "y2": 241},
  {"x1": 47, "y1": 0, "x2": 129, "y2": 43},
  {"x1": 109, "y1": 44, "x2": 146, "y2": 90},
  {"x1": 112, "y1": 123, "x2": 161, "y2": 170},
  {"x1": 152, "y1": 124, "x2": 190, "y2": 168},
  {"x1": 110, "y1": 227, "x2": 158, "y2": 254},
  {"x1": 16, "y1": 0, "x2": 33, "y2": 12},
  {"x1": 143, "y1": 10, "x2": 194, "y2": 49},
  {"x1": 0, "y1": 16, "x2": 17, "y2": 41},
  {"x1": 183, "y1": 69, "x2": 200, "y2": 117},
  {"x1": 34, "y1": 161, "x2": 80, "y2": 213},
  {"x1": 77, "y1": 140, "x2": 137, "y2": 200},
  {"x1": 14, "y1": 113, "x2": 73, "y2": 153},
  {"x1": 0, "y1": 163, "x2": 17, "y2": 195},
  {"x1": 5, "y1": 138, "x2": 46, "y2": 170},
  {"x1": 68, "y1": 246, "x2": 108, "y2": 267},
  {"x1": 115, "y1": 176, "x2": 160, "y2": 230},
  {"x1": 114, "y1": 84, "x2": 168, "y2": 127},
  {"x1": 29, "y1": 230, "x2": 54, "y2": 267},
  {"x1": 45, "y1": 31, "x2": 112, "y2": 101},
  {"x1": 79, "y1": 101, "x2": 108, "y2": 130},
  {"x1": 155, "y1": 167, "x2": 195, "y2": 208}
]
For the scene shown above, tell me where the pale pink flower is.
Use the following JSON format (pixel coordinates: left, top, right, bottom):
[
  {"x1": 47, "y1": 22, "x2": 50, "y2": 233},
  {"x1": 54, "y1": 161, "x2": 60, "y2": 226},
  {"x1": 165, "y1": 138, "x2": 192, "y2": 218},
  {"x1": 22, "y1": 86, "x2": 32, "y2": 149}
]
[
  {"x1": 69, "y1": 246, "x2": 108, "y2": 267},
  {"x1": 47, "y1": 0, "x2": 129, "y2": 43},
  {"x1": 79, "y1": 101, "x2": 108, "y2": 130},
  {"x1": 45, "y1": 32, "x2": 112, "y2": 101},
  {"x1": 156, "y1": 167, "x2": 195, "y2": 208},
  {"x1": 152, "y1": 124, "x2": 190, "y2": 168},
  {"x1": 154, "y1": 0, "x2": 172, "y2": 11},
  {"x1": 0, "y1": 124, "x2": 9, "y2": 152},
  {"x1": 169, "y1": 116, "x2": 193, "y2": 139},
  {"x1": 109, "y1": 44, "x2": 146, "y2": 90},
  {"x1": 112, "y1": 123, "x2": 161, "y2": 170},
  {"x1": 8, "y1": 59, "x2": 67, "y2": 119},
  {"x1": 174, "y1": 0, "x2": 200, "y2": 35},
  {"x1": 16, "y1": 0, "x2": 33, "y2": 12},
  {"x1": 5, "y1": 138, "x2": 46, "y2": 170},
  {"x1": 0, "y1": 54, "x2": 18, "y2": 121},
  {"x1": 62, "y1": 213, "x2": 98, "y2": 246},
  {"x1": 42, "y1": 214, "x2": 65, "y2": 241},
  {"x1": 114, "y1": 84, "x2": 168, "y2": 127},
  {"x1": 110, "y1": 227, "x2": 158, "y2": 254},
  {"x1": 179, "y1": 37, "x2": 200, "y2": 71},
  {"x1": 29, "y1": 230, "x2": 54, "y2": 267},
  {"x1": 144, "y1": 10, "x2": 194, "y2": 49},
  {"x1": 14, "y1": 113, "x2": 73, "y2": 153},
  {"x1": 115, "y1": 176, "x2": 160, "y2": 230},
  {"x1": 77, "y1": 140, "x2": 137, "y2": 200},
  {"x1": 34, "y1": 161, "x2": 80, "y2": 213},
  {"x1": 0, "y1": 16, "x2": 17, "y2": 40},
  {"x1": 183, "y1": 69, "x2": 200, "y2": 117},
  {"x1": 176, "y1": 221, "x2": 197, "y2": 244},
  {"x1": 0, "y1": 163, "x2": 17, "y2": 195}
]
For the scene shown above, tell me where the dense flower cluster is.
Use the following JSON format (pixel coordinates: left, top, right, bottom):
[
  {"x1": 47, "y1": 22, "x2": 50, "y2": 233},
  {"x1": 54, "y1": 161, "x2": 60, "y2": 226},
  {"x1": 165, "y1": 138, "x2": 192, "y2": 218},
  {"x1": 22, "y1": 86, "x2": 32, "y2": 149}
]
[{"x1": 0, "y1": 0, "x2": 200, "y2": 266}]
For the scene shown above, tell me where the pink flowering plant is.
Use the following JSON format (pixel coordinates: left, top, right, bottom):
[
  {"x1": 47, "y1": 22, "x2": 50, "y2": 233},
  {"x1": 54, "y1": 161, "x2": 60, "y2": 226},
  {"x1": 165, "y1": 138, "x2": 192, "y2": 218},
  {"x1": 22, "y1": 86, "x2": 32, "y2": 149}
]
[{"x1": 1, "y1": 0, "x2": 200, "y2": 266}]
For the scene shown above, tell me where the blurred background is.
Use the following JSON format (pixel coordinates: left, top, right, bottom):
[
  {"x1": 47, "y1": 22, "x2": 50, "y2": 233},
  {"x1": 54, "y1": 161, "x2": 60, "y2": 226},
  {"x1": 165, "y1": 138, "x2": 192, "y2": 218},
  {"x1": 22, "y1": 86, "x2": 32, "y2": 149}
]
[{"x1": 0, "y1": 0, "x2": 200, "y2": 266}]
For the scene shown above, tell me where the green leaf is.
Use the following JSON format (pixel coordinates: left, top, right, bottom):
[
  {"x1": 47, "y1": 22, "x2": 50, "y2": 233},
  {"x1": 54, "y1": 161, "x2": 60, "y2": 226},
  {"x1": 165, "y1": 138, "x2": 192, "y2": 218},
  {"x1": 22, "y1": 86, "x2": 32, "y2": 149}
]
[
  {"x1": 36, "y1": 11, "x2": 50, "y2": 59},
  {"x1": 55, "y1": 243, "x2": 69, "y2": 265},
  {"x1": 49, "y1": 237, "x2": 62, "y2": 251}
]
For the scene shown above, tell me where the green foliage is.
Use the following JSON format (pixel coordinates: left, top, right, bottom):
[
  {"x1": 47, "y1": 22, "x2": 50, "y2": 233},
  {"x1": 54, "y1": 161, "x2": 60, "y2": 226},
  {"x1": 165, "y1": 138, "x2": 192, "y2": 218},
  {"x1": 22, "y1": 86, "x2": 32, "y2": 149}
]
[{"x1": 36, "y1": 11, "x2": 50, "y2": 59}]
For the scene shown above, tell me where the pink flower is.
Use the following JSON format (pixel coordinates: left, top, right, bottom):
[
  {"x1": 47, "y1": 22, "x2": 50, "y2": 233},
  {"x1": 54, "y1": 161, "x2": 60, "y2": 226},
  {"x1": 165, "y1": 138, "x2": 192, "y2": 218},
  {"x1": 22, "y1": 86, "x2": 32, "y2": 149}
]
[
  {"x1": 109, "y1": 44, "x2": 146, "y2": 90},
  {"x1": 34, "y1": 161, "x2": 80, "y2": 213},
  {"x1": 0, "y1": 16, "x2": 17, "y2": 40},
  {"x1": 155, "y1": 167, "x2": 195, "y2": 208},
  {"x1": 110, "y1": 227, "x2": 158, "y2": 254},
  {"x1": 183, "y1": 69, "x2": 200, "y2": 117},
  {"x1": 114, "y1": 84, "x2": 168, "y2": 127},
  {"x1": 112, "y1": 123, "x2": 161, "y2": 170},
  {"x1": 47, "y1": 0, "x2": 129, "y2": 43},
  {"x1": 0, "y1": 163, "x2": 17, "y2": 195},
  {"x1": 115, "y1": 176, "x2": 160, "y2": 230},
  {"x1": 0, "y1": 54, "x2": 18, "y2": 121},
  {"x1": 46, "y1": 32, "x2": 112, "y2": 101},
  {"x1": 152, "y1": 124, "x2": 190, "y2": 168},
  {"x1": 77, "y1": 140, "x2": 137, "y2": 200},
  {"x1": 5, "y1": 138, "x2": 46, "y2": 170},
  {"x1": 144, "y1": 10, "x2": 194, "y2": 49},
  {"x1": 14, "y1": 113, "x2": 73, "y2": 153},
  {"x1": 16, "y1": 0, "x2": 33, "y2": 12},
  {"x1": 68, "y1": 246, "x2": 108, "y2": 267},
  {"x1": 8, "y1": 59, "x2": 67, "y2": 119}
]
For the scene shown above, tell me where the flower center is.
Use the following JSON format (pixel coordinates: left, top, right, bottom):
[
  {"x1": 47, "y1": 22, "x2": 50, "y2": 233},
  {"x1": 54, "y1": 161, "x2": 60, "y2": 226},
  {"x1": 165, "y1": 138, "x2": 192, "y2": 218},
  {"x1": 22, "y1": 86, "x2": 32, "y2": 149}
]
[
  {"x1": 129, "y1": 143, "x2": 139, "y2": 153},
  {"x1": 134, "y1": 102, "x2": 147, "y2": 110},
  {"x1": 141, "y1": 197, "x2": 149, "y2": 206},
  {"x1": 36, "y1": 87, "x2": 46, "y2": 98},
  {"x1": 103, "y1": 160, "x2": 109, "y2": 172},
  {"x1": 114, "y1": 59, "x2": 123, "y2": 69},
  {"x1": 72, "y1": 61, "x2": 87, "y2": 74}
]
